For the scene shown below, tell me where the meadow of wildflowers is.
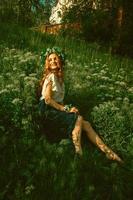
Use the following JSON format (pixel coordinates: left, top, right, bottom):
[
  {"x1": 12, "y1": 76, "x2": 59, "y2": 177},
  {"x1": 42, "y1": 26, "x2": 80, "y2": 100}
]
[{"x1": 0, "y1": 25, "x2": 133, "y2": 200}]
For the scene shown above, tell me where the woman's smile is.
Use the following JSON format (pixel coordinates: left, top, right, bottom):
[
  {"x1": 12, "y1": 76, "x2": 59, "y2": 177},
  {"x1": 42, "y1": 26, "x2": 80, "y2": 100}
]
[{"x1": 48, "y1": 53, "x2": 60, "y2": 70}]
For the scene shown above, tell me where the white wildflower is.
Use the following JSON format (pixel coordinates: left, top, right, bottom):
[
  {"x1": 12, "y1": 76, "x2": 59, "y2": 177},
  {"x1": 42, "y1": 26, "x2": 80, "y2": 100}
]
[
  {"x1": 5, "y1": 47, "x2": 9, "y2": 51},
  {"x1": 101, "y1": 76, "x2": 109, "y2": 81},
  {"x1": 123, "y1": 97, "x2": 129, "y2": 103},
  {"x1": 24, "y1": 57, "x2": 34, "y2": 62},
  {"x1": 115, "y1": 89, "x2": 120, "y2": 93},
  {"x1": 13, "y1": 55, "x2": 19, "y2": 59},
  {"x1": 102, "y1": 64, "x2": 108, "y2": 68},
  {"x1": 118, "y1": 75, "x2": 124, "y2": 80},
  {"x1": 109, "y1": 86, "x2": 114, "y2": 90},
  {"x1": 96, "y1": 74, "x2": 101, "y2": 79},
  {"x1": 93, "y1": 106, "x2": 99, "y2": 111},
  {"x1": 12, "y1": 98, "x2": 22, "y2": 105},
  {"x1": 13, "y1": 67, "x2": 17, "y2": 71},
  {"x1": 115, "y1": 81, "x2": 120, "y2": 85},
  {"x1": 24, "y1": 52, "x2": 32, "y2": 57},
  {"x1": 108, "y1": 78, "x2": 113, "y2": 83},
  {"x1": 59, "y1": 139, "x2": 71, "y2": 146},
  {"x1": 111, "y1": 106, "x2": 119, "y2": 111},
  {"x1": 24, "y1": 76, "x2": 31, "y2": 81},
  {"x1": 86, "y1": 75, "x2": 91, "y2": 79},
  {"x1": 6, "y1": 84, "x2": 14, "y2": 89},
  {"x1": 30, "y1": 77, "x2": 38, "y2": 81},
  {"x1": 22, "y1": 119, "x2": 28, "y2": 125},
  {"x1": 25, "y1": 185, "x2": 35, "y2": 195},
  {"x1": 3, "y1": 57, "x2": 10, "y2": 62},
  {"x1": 119, "y1": 68, "x2": 125, "y2": 74},
  {"x1": 99, "y1": 85, "x2": 106, "y2": 89},
  {"x1": 119, "y1": 81, "x2": 126, "y2": 87},
  {"x1": 18, "y1": 55, "x2": 24, "y2": 61},
  {"x1": 19, "y1": 73, "x2": 26, "y2": 78},
  {"x1": 0, "y1": 88, "x2": 9, "y2": 94},
  {"x1": 92, "y1": 73, "x2": 98, "y2": 77},
  {"x1": 29, "y1": 73, "x2": 37, "y2": 77},
  {"x1": 25, "y1": 81, "x2": 35, "y2": 88},
  {"x1": 18, "y1": 59, "x2": 27, "y2": 65},
  {"x1": 12, "y1": 88, "x2": 20, "y2": 93},
  {"x1": 128, "y1": 87, "x2": 133, "y2": 93},
  {"x1": 10, "y1": 49, "x2": 16, "y2": 53},
  {"x1": 56, "y1": 146, "x2": 64, "y2": 155},
  {"x1": 94, "y1": 61, "x2": 99, "y2": 65},
  {"x1": 75, "y1": 83, "x2": 82, "y2": 89},
  {"x1": 13, "y1": 80, "x2": 19, "y2": 85},
  {"x1": 100, "y1": 69, "x2": 106, "y2": 74},
  {"x1": 24, "y1": 76, "x2": 37, "y2": 83},
  {"x1": 6, "y1": 72, "x2": 11, "y2": 76},
  {"x1": 84, "y1": 65, "x2": 89, "y2": 68},
  {"x1": 116, "y1": 97, "x2": 122, "y2": 101},
  {"x1": 119, "y1": 68, "x2": 124, "y2": 72},
  {"x1": 105, "y1": 94, "x2": 112, "y2": 98},
  {"x1": 67, "y1": 62, "x2": 73, "y2": 67},
  {"x1": 112, "y1": 74, "x2": 117, "y2": 79}
]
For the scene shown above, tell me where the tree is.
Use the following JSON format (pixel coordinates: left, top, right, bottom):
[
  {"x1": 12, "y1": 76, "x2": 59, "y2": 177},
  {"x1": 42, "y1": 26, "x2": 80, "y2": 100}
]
[
  {"x1": 0, "y1": 0, "x2": 56, "y2": 26},
  {"x1": 112, "y1": 0, "x2": 133, "y2": 56},
  {"x1": 62, "y1": 0, "x2": 115, "y2": 41},
  {"x1": 62, "y1": 0, "x2": 133, "y2": 56}
]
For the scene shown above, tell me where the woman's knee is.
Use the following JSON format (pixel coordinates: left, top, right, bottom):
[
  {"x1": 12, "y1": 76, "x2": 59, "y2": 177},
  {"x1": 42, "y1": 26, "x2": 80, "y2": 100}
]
[
  {"x1": 76, "y1": 115, "x2": 83, "y2": 126},
  {"x1": 83, "y1": 120, "x2": 91, "y2": 129},
  {"x1": 74, "y1": 115, "x2": 83, "y2": 130},
  {"x1": 77, "y1": 115, "x2": 83, "y2": 122}
]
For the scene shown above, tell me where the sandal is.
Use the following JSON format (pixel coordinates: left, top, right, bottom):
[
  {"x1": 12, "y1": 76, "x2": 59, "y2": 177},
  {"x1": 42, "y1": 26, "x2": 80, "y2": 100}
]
[{"x1": 106, "y1": 150, "x2": 123, "y2": 163}]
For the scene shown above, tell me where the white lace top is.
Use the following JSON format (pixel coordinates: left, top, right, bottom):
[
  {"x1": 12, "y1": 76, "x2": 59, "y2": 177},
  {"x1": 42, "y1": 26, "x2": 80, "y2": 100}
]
[{"x1": 41, "y1": 73, "x2": 65, "y2": 103}]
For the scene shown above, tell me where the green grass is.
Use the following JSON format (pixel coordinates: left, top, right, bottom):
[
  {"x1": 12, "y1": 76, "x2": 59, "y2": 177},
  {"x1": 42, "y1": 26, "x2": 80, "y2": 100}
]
[{"x1": 0, "y1": 22, "x2": 133, "y2": 200}]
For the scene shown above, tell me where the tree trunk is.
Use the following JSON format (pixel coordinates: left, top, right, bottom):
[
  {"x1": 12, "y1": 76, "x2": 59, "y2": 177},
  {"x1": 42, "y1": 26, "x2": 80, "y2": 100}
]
[{"x1": 117, "y1": 5, "x2": 124, "y2": 28}]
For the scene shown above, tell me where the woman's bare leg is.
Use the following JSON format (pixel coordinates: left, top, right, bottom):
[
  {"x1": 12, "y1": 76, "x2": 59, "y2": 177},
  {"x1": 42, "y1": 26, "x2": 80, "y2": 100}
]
[
  {"x1": 82, "y1": 120, "x2": 123, "y2": 162},
  {"x1": 72, "y1": 115, "x2": 83, "y2": 156}
]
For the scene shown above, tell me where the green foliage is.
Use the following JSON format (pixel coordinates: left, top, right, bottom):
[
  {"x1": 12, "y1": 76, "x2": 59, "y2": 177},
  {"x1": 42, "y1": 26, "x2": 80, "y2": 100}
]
[
  {"x1": 83, "y1": 10, "x2": 114, "y2": 42},
  {"x1": 0, "y1": 0, "x2": 56, "y2": 26},
  {"x1": 62, "y1": 0, "x2": 133, "y2": 57},
  {"x1": 91, "y1": 101, "x2": 132, "y2": 152},
  {"x1": 117, "y1": 1, "x2": 133, "y2": 57},
  {"x1": 62, "y1": 1, "x2": 115, "y2": 42},
  {"x1": 0, "y1": 23, "x2": 133, "y2": 199}
]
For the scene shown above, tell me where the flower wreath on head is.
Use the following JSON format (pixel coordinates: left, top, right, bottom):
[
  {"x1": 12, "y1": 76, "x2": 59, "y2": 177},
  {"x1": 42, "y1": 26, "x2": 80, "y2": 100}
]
[{"x1": 40, "y1": 46, "x2": 66, "y2": 67}]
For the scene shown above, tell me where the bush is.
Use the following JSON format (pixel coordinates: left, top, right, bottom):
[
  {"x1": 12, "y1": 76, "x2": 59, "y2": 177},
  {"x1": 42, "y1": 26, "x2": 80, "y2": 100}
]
[{"x1": 91, "y1": 101, "x2": 133, "y2": 154}]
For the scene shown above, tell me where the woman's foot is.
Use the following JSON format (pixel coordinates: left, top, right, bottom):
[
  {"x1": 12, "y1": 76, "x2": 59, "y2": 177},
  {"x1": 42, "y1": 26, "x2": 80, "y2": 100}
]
[
  {"x1": 106, "y1": 150, "x2": 123, "y2": 163},
  {"x1": 76, "y1": 148, "x2": 83, "y2": 156}
]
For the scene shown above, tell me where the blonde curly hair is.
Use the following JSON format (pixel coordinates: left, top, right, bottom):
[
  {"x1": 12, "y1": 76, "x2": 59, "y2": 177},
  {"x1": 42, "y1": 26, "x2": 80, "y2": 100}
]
[{"x1": 38, "y1": 53, "x2": 64, "y2": 98}]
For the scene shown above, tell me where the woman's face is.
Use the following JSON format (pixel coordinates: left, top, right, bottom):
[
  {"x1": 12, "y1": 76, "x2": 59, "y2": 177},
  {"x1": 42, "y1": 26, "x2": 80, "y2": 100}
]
[{"x1": 48, "y1": 53, "x2": 60, "y2": 70}]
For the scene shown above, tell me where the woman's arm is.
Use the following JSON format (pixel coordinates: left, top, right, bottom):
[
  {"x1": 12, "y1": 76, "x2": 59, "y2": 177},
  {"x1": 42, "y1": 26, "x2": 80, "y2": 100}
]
[
  {"x1": 43, "y1": 81, "x2": 79, "y2": 113},
  {"x1": 43, "y1": 81, "x2": 65, "y2": 111},
  {"x1": 69, "y1": 107, "x2": 79, "y2": 114}
]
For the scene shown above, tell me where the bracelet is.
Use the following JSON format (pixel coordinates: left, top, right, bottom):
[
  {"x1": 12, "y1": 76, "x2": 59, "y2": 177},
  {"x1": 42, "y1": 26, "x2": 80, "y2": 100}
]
[{"x1": 64, "y1": 104, "x2": 72, "y2": 112}]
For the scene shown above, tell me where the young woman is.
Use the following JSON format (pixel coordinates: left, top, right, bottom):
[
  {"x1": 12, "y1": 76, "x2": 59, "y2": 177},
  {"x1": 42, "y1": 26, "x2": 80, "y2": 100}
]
[{"x1": 39, "y1": 47, "x2": 123, "y2": 163}]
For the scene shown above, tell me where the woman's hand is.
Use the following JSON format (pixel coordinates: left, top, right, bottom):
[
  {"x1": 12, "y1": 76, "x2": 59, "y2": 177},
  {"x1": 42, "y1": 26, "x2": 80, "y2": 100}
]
[{"x1": 69, "y1": 107, "x2": 79, "y2": 113}]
